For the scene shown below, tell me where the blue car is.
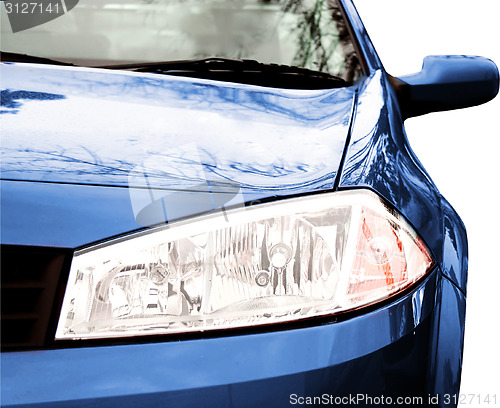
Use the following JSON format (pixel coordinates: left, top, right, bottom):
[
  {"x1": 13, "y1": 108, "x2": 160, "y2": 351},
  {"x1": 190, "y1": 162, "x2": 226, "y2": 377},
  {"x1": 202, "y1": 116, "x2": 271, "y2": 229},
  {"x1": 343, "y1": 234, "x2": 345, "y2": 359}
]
[{"x1": 1, "y1": 0, "x2": 498, "y2": 406}]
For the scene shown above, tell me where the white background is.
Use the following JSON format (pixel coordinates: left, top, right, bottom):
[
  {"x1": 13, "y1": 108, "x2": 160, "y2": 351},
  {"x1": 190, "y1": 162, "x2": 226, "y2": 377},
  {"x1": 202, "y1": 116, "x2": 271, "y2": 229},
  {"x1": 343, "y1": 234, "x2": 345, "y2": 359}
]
[{"x1": 354, "y1": 0, "x2": 499, "y2": 399}]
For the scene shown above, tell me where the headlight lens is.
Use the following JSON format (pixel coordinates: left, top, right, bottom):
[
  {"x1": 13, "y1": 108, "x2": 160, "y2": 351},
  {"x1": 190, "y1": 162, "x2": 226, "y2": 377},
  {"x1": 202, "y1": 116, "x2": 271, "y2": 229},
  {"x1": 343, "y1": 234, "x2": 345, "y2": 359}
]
[{"x1": 56, "y1": 190, "x2": 433, "y2": 340}]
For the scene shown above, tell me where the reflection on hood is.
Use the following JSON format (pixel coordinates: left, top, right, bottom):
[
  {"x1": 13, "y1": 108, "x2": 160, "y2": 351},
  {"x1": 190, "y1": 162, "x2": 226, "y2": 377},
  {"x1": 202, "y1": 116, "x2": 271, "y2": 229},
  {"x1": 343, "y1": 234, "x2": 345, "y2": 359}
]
[{"x1": 1, "y1": 63, "x2": 356, "y2": 196}]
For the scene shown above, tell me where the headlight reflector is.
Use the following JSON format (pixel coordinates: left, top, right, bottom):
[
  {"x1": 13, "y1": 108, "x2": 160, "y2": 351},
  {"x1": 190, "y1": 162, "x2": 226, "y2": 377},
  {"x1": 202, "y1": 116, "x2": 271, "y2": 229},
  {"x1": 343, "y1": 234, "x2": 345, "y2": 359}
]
[{"x1": 56, "y1": 190, "x2": 433, "y2": 340}]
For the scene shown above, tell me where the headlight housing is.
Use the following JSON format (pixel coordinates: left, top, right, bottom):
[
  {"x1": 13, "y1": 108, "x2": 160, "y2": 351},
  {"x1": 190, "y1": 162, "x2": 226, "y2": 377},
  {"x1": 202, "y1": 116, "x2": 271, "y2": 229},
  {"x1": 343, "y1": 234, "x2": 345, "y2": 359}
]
[{"x1": 56, "y1": 189, "x2": 433, "y2": 340}]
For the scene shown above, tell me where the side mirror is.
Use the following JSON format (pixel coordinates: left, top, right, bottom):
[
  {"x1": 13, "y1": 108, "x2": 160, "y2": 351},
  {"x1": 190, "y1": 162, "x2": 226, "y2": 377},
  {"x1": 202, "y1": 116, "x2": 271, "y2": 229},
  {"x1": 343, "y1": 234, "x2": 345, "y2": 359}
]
[{"x1": 389, "y1": 55, "x2": 499, "y2": 120}]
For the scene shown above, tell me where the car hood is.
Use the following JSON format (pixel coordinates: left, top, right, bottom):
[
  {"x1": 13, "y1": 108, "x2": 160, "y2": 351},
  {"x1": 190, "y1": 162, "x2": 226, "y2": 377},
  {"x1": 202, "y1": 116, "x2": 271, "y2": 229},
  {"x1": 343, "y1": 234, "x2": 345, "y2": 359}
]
[{"x1": 1, "y1": 63, "x2": 356, "y2": 248}]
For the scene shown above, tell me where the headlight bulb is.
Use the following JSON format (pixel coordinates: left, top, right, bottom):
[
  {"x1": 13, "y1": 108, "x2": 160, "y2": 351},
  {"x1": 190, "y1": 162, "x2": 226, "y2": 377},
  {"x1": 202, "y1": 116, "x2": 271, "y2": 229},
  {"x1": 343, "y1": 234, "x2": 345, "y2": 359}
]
[
  {"x1": 269, "y1": 243, "x2": 292, "y2": 269},
  {"x1": 255, "y1": 270, "x2": 271, "y2": 287}
]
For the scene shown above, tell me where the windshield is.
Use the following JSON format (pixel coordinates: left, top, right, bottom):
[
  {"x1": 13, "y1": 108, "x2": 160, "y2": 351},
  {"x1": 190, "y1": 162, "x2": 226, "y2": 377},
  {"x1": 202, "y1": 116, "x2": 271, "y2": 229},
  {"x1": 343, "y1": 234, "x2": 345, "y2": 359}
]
[{"x1": 1, "y1": 0, "x2": 361, "y2": 81}]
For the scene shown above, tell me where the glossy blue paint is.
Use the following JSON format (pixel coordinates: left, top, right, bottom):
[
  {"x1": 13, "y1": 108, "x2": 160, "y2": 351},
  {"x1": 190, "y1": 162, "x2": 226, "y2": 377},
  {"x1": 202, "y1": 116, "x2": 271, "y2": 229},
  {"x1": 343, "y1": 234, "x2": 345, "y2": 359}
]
[
  {"x1": 440, "y1": 198, "x2": 468, "y2": 294},
  {"x1": 0, "y1": 62, "x2": 357, "y2": 247},
  {"x1": 1, "y1": 0, "x2": 490, "y2": 406},
  {"x1": 337, "y1": 69, "x2": 469, "y2": 295},
  {"x1": 397, "y1": 55, "x2": 499, "y2": 118},
  {"x1": 333, "y1": 38, "x2": 470, "y2": 405},
  {"x1": 0, "y1": 66, "x2": 470, "y2": 408},
  {"x1": 1, "y1": 179, "x2": 290, "y2": 248},
  {"x1": 0, "y1": 180, "x2": 141, "y2": 248},
  {"x1": 338, "y1": 70, "x2": 444, "y2": 261},
  {"x1": 426, "y1": 274, "x2": 467, "y2": 407},
  {"x1": 338, "y1": 0, "x2": 382, "y2": 74},
  {"x1": 1, "y1": 63, "x2": 354, "y2": 192},
  {"x1": 1, "y1": 271, "x2": 437, "y2": 407}
]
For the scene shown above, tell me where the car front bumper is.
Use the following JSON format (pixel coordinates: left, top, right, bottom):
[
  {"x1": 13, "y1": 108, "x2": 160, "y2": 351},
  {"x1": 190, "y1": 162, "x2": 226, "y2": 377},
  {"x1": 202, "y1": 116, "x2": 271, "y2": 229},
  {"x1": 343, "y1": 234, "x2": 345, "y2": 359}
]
[{"x1": 1, "y1": 268, "x2": 465, "y2": 408}]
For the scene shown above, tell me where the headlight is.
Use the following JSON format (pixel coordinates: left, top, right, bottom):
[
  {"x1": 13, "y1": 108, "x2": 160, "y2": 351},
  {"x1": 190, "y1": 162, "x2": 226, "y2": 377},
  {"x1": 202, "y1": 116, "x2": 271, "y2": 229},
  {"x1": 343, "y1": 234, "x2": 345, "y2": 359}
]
[{"x1": 56, "y1": 190, "x2": 433, "y2": 340}]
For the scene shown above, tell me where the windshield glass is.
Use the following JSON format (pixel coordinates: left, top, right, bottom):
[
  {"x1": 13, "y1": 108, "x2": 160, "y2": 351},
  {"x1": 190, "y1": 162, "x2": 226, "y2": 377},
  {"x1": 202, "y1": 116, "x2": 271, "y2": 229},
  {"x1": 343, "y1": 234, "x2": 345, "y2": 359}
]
[{"x1": 1, "y1": 0, "x2": 361, "y2": 81}]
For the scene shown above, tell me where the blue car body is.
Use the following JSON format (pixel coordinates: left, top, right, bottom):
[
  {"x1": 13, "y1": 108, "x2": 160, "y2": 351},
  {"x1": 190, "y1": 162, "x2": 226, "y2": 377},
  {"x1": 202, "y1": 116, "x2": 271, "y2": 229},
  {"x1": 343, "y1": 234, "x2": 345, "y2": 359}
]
[{"x1": 1, "y1": 0, "x2": 496, "y2": 406}]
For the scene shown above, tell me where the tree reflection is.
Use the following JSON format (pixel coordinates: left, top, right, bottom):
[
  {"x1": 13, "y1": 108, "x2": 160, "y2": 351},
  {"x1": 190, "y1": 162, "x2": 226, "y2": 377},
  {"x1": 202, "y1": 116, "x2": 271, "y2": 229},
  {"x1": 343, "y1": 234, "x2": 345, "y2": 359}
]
[
  {"x1": 138, "y1": 0, "x2": 360, "y2": 80},
  {"x1": 0, "y1": 90, "x2": 66, "y2": 114},
  {"x1": 283, "y1": 0, "x2": 339, "y2": 72}
]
